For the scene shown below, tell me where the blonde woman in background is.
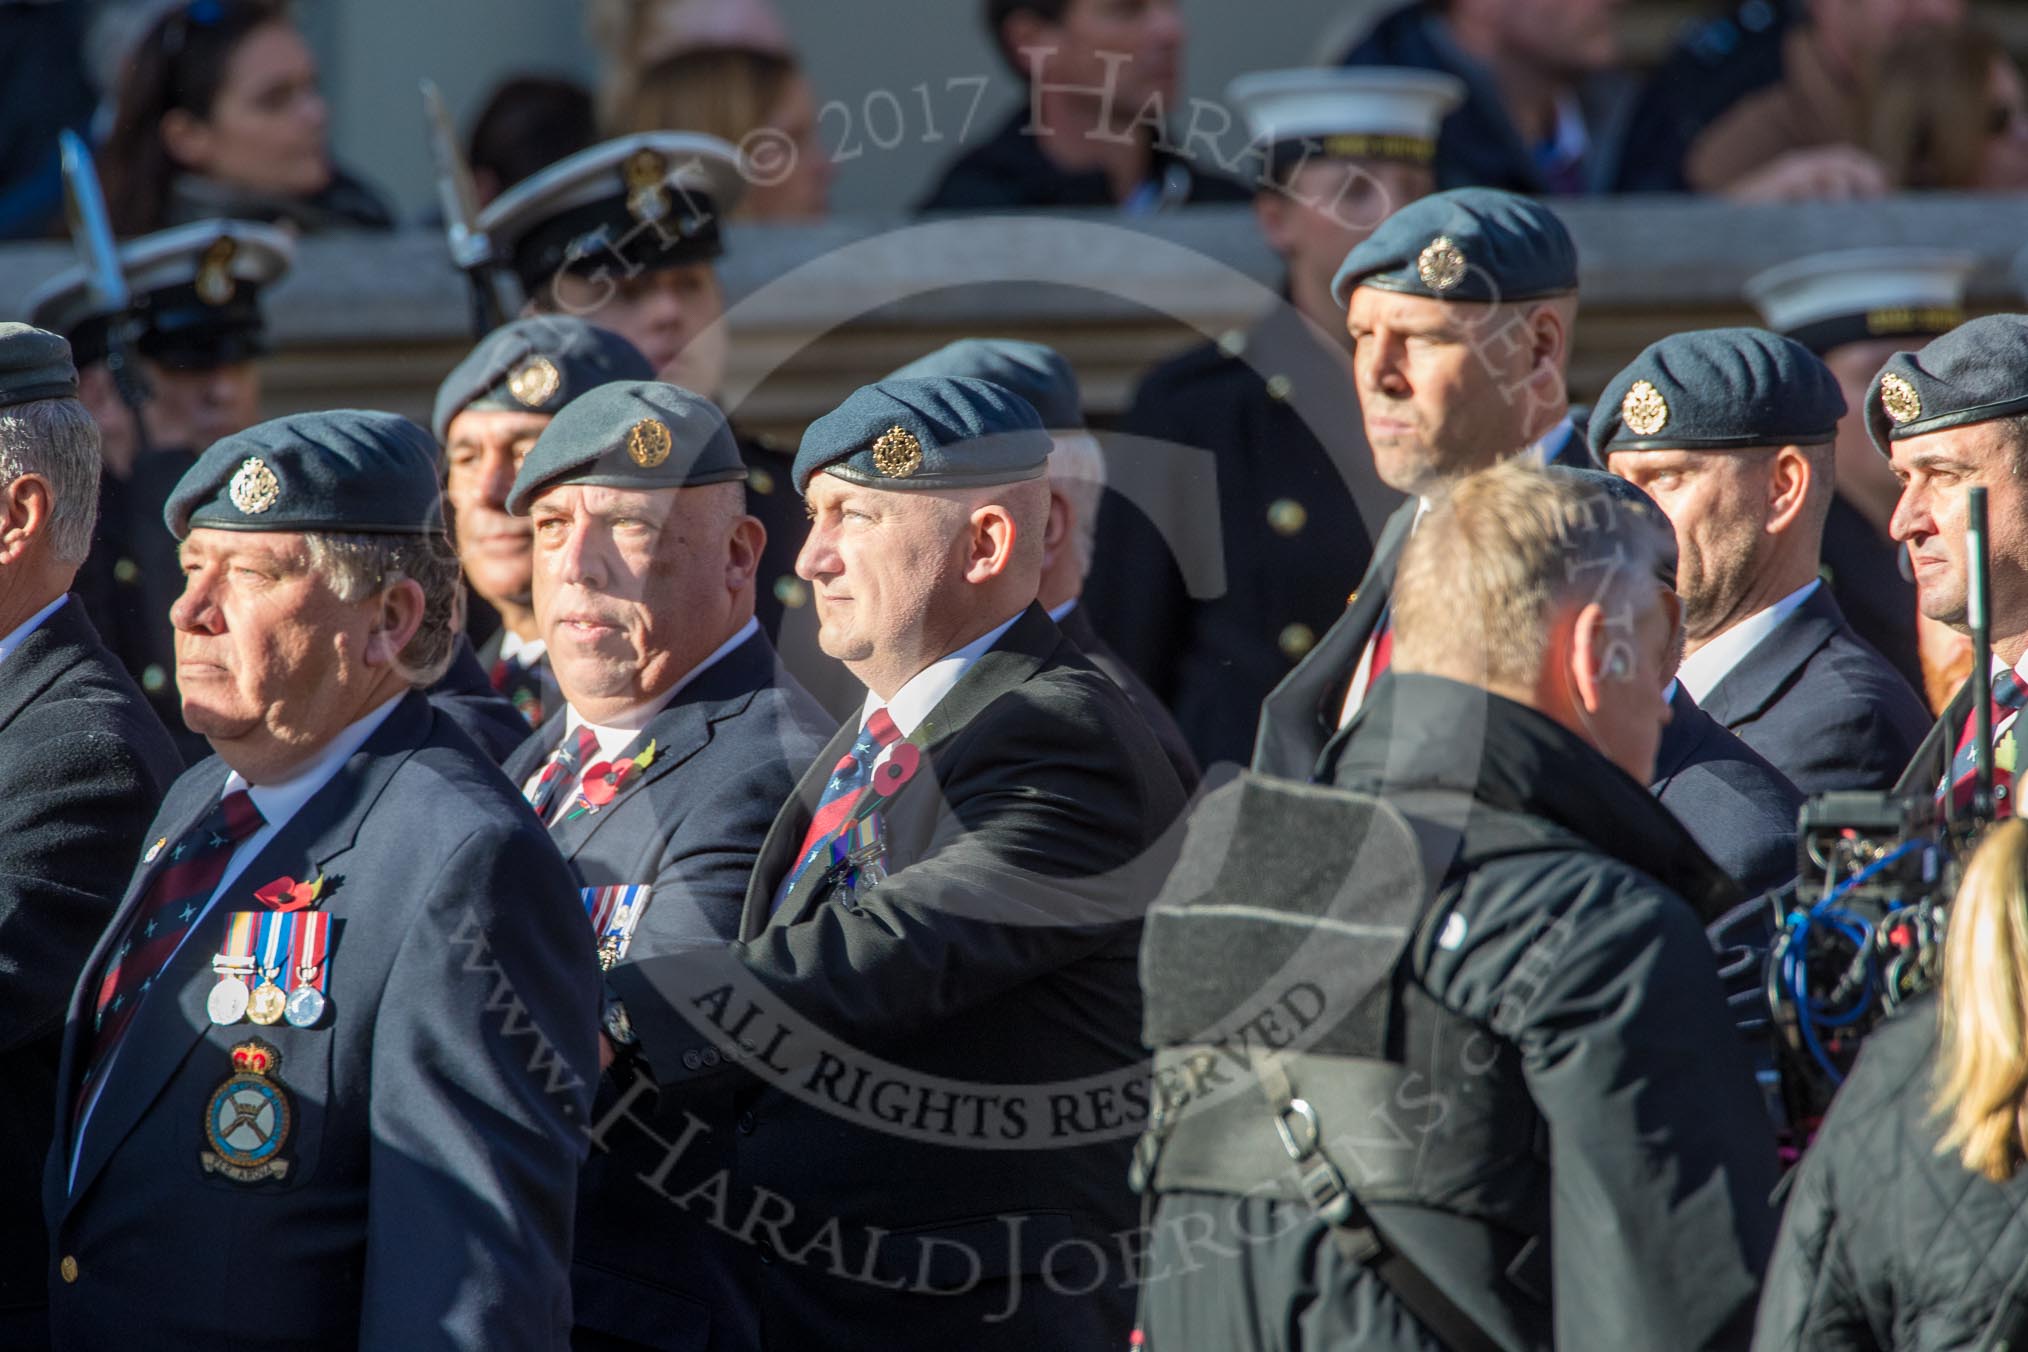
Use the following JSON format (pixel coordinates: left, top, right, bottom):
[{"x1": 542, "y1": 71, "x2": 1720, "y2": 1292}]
[{"x1": 1755, "y1": 818, "x2": 2028, "y2": 1349}]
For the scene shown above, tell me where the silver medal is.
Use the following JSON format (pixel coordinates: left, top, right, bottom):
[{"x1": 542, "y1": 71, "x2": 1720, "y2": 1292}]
[
  {"x1": 208, "y1": 978, "x2": 250, "y2": 1025},
  {"x1": 284, "y1": 985, "x2": 326, "y2": 1028}
]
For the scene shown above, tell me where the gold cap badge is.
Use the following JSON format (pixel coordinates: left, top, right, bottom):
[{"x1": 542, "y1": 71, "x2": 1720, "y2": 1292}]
[
  {"x1": 1620, "y1": 380, "x2": 1670, "y2": 438},
  {"x1": 871, "y1": 426, "x2": 923, "y2": 479},
  {"x1": 228, "y1": 457, "x2": 280, "y2": 515},
  {"x1": 627, "y1": 418, "x2": 672, "y2": 468},
  {"x1": 1880, "y1": 372, "x2": 1923, "y2": 425},
  {"x1": 1416, "y1": 236, "x2": 1466, "y2": 293},
  {"x1": 195, "y1": 237, "x2": 238, "y2": 307},
  {"x1": 624, "y1": 149, "x2": 670, "y2": 224},
  {"x1": 508, "y1": 356, "x2": 561, "y2": 408}
]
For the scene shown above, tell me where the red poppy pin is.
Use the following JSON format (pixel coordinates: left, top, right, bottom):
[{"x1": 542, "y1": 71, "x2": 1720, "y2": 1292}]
[
  {"x1": 254, "y1": 874, "x2": 325, "y2": 911},
  {"x1": 871, "y1": 743, "x2": 921, "y2": 797},
  {"x1": 582, "y1": 740, "x2": 658, "y2": 807}
]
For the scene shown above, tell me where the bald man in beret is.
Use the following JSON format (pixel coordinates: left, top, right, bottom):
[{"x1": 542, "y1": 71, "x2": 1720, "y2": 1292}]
[
  {"x1": 44, "y1": 409, "x2": 596, "y2": 1351},
  {"x1": 618, "y1": 376, "x2": 1186, "y2": 1351},
  {"x1": 498, "y1": 381, "x2": 831, "y2": 1351}
]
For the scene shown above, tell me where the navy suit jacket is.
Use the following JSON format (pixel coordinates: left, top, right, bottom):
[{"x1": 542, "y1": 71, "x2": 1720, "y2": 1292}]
[
  {"x1": 627, "y1": 604, "x2": 1186, "y2": 1351},
  {"x1": 428, "y1": 635, "x2": 538, "y2": 765},
  {"x1": 503, "y1": 629, "x2": 829, "y2": 1350},
  {"x1": 44, "y1": 692, "x2": 598, "y2": 1351},
  {"x1": 1057, "y1": 602, "x2": 1200, "y2": 792},
  {"x1": 0, "y1": 599, "x2": 179, "y2": 1339},
  {"x1": 1653, "y1": 683, "x2": 1804, "y2": 902},
  {"x1": 1697, "y1": 584, "x2": 1929, "y2": 797}
]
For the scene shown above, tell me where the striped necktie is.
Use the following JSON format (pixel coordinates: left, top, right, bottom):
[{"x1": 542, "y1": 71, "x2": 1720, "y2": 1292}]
[
  {"x1": 1945, "y1": 669, "x2": 2028, "y2": 813},
  {"x1": 775, "y1": 708, "x2": 902, "y2": 909},
  {"x1": 79, "y1": 789, "x2": 264, "y2": 1109},
  {"x1": 527, "y1": 726, "x2": 599, "y2": 822}
]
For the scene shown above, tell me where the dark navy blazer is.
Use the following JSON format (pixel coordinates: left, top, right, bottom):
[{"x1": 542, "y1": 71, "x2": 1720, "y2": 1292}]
[
  {"x1": 501, "y1": 627, "x2": 829, "y2": 1352},
  {"x1": 43, "y1": 691, "x2": 598, "y2": 1351},
  {"x1": 1695, "y1": 583, "x2": 1929, "y2": 797},
  {"x1": 1653, "y1": 683, "x2": 1804, "y2": 901}
]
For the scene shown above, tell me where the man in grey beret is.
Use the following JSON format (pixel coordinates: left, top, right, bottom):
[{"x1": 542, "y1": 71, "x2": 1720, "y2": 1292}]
[
  {"x1": 1254, "y1": 186, "x2": 1596, "y2": 784},
  {"x1": 620, "y1": 375, "x2": 1186, "y2": 1349},
  {"x1": 1870, "y1": 315, "x2": 2028, "y2": 808},
  {"x1": 889, "y1": 337, "x2": 1199, "y2": 791},
  {"x1": 0, "y1": 324, "x2": 179, "y2": 1351},
  {"x1": 496, "y1": 380, "x2": 831, "y2": 1350},
  {"x1": 433, "y1": 314, "x2": 655, "y2": 732},
  {"x1": 1596, "y1": 327, "x2": 1928, "y2": 796},
  {"x1": 43, "y1": 408, "x2": 597, "y2": 1351}
]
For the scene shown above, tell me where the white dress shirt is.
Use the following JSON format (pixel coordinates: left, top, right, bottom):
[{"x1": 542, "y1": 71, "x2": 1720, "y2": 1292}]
[
  {"x1": 71, "y1": 691, "x2": 404, "y2": 1184},
  {"x1": 0, "y1": 593, "x2": 66, "y2": 665},
  {"x1": 497, "y1": 630, "x2": 548, "y2": 668},
  {"x1": 1677, "y1": 579, "x2": 1820, "y2": 704},
  {"x1": 860, "y1": 611, "x2": 1025, "y2": 738},
  {"x1": 534, "y1": 617, "x2": 761, "y2": 804}
]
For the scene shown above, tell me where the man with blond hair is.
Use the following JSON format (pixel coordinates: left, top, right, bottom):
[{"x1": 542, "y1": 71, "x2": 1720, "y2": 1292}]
[{"x1": 1138, "y1": 459, "x2": 1776, "y2": 1351}]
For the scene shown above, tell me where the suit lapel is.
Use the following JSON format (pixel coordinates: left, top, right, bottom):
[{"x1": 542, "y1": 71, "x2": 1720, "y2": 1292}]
[
  {"x1": 1300, "y1": 507, "x2": 1416, "y2": 780},
  {"x1": 501, "y1": 708, "x2": 566, "y2": 788},
  {"x1": 1651, "y1": 684, "x2": 1710, "y2": 791},
  {"x1": 1896, "y1": 676, "x2": 1974, "y2": 798},
  {"x1": 738, "y1": 606, "x2": 1061, "y2": 935},
  {"x1": 0, "y1": 596, "x2": 96, "y2": 733},
  {"x1": 63, "y1": 694, "x2": 432, "y2": 1208},
  {"x1": 1699, "y1": 586, "x2": 1842, "y2": 727}
]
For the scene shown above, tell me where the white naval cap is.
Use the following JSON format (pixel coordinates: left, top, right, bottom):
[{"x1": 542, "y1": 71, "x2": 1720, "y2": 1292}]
[
  {"x1": 1745, "y1": 248, "x2": 1975, "y2": 355},
  {"x1": 477, "y1": 132, "x2": 747, "y2": 296},
  {"x1": 1226, "y1": 67, "x2": 1464, "y2": 170},
  {"x1": 23, "y1": 218, "x2": 294, "y2": 368}
]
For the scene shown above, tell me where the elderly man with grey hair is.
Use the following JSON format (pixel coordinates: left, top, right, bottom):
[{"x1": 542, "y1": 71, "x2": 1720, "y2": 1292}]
[
  {"x1": 43, "y1": 408, "x2": 595, "y2": 1351},
  {"x1": 0, "y1": 324, "x2": 180, "y2": 1351},
  {"x1": 890, "y1": 337, "x2": 1199, "y2": 788}
]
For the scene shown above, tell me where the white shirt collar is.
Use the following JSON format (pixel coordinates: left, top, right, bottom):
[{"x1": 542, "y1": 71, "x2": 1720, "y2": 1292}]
[
  {"x1": 1677, "y1": 579, "x2": 1820, "y2": 703},
  {"x1": 498, "y1": 630, "x2": 547, "y2": 666},
  {"x1": 861, "y1": 610, "x2": 1026, "y2": 738},
  {"x1": 1046, "y1": 598, "x2": 1078, "y2": 624},
  {"x1": 563, "y1": 616, "x2": 759, "y2": 762},
  {"x1": 222, "y1": 691, "x2": 405, "y2": 828},
  {"x1": 0, "y1": 593, "x2": 66, "y2": 664}
]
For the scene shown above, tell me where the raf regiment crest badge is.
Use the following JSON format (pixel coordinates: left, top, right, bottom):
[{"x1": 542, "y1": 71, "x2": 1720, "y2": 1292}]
[
  {"x1": 194, "y1": 236, "x2": 238, "y2": 307},
  {"x1": 228, "y1": 457, "x2": 281, "y2": 515},
  {"x1": 1880, "y1": 373, "x2": 1923, "y2": 425},
  {"x1": 624, "y1": 149, "x2": 671, "y2": 224},
  {"x1": 1416, "y1": 236, "x2": 1467, "y2": 293},
  {"x1": 871, "y1": 426, "x2": 923, "y2": 479},
  {"x1": 1621, "y1": 380, "x2": 1670, "y2": 437},
  {"x1": 627, "y1": 418, "x2": 672, "y2": 468},
  {"x1": 199, "y1": 1039, "x2": 293, "y2": 1184},
  {"x1": 508, "y1": 355, "x2": 561, "y2": 408}
]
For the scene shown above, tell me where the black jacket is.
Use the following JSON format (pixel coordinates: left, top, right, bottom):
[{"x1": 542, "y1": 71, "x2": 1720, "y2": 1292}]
[
  {"x1": 1753, "y1": 997, "x2": 2028, "y2": 1351},
  {"x1": 633, "y1": 603, "x2": 1187, "y2": 1350},
  {"x1": 1142, "y1": 676, "x2": 1776, "y2": 1351},
  {"x1": 1088, "y1": 304, "x2": 1401, "y2": 770},
  {"x1": 1820, "y1": 495, "x2": 1921, "y2": 695},
  {"x1": 917, "y1": 106, "x2": 1250, "y2": 212},
  {"x1": 0, "y1": 599, "x2": 180, "y2": 1337},
  {"x1": 1697, "y1": 584, "x2": 1929, "y2": 797},
  {"x1": 1058, "y1": 601, "x2": 1200, "y2": 792}
]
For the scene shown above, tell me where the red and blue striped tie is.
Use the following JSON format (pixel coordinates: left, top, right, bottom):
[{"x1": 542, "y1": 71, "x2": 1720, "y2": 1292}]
[{"x1": 775, "y1": 708, "x2": 901, "y2": 910}]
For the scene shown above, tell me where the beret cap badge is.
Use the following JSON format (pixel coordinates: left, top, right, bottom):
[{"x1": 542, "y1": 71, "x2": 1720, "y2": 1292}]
[
  {"x1": 194, "y1": 236, "x2": 238, "y2": 307},
  {"x1": 1880, "y1": 372, "x2": 1923, "y2": 425},
  {"x1": 626, "y1": 418, "x2": 673, "y2": 468},
  {"x1": 1621, "y1": 380, "x2": 1670, "y2": 438},
  {"x1": 227, "y1": 457, "x2": 280, "y2": 515},
  {"x1": 508, "y1": 355, "x2": 561, "y2": 408},
  {"x1": 1416, "y1": 236, "x2": 1467, "y2": 292},
  {"x1": 871, "y1": 426, "x2": 924, "y2": 479}
]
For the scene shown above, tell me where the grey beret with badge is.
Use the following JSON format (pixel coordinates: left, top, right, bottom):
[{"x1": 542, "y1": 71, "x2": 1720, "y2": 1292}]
[
  {"x1": 887, "y1": 339, "x2": 1084, "y2": 430},
  {"x1": 0, "y1": 323, "x2": 81, "y2": 407},
  {"x1": 1329, "y1": 186, "x2": 1577, "y2": 308},
  {"x1": 432, "y1": 316, "x2": 656, "y2": 443},
  {"x1": 1588, "y1": 326, "x2": 1846, "y2": 457},
  {"x1": 792, "y1": 376, "x2": 1051, "y2": 497},
  {"x1": 165, "y1": 410, "x2": 445, "y2": 539},
  {"x1": 1865, "y1": 314, "x2": 2028, "y2": 456},
  {"x1": 506, "y1": 380, "x2": 748, "y2": 515}
]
